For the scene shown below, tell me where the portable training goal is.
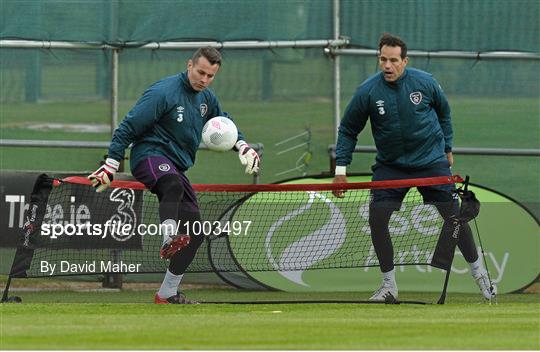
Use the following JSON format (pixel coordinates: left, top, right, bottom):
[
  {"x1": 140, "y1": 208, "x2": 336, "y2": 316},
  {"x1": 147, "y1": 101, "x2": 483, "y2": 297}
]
[{"x1": 3, "y1": 173, "x2": 471, "y2": 303}]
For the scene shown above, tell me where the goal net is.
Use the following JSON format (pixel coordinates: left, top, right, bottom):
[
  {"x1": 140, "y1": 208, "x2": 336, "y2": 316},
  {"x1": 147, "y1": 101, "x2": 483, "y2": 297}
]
[{"x1": 7, "y1": 174, "x2": 464, "y2": 279}]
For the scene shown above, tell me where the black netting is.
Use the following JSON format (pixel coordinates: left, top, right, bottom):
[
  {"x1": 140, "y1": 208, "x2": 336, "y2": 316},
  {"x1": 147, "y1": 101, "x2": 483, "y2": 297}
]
[{"x1": 16, "y1": 176, "x2": 458, "y2": 278}]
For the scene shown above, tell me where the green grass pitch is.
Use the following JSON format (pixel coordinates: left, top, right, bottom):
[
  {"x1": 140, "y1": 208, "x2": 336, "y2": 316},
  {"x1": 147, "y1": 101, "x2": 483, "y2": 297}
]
[{"x1": 1, "y1": 288, "x2": 539, "y2": 349}]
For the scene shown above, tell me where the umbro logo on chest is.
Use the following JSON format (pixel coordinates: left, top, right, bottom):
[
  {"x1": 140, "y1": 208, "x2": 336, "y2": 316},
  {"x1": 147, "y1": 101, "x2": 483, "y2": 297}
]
[
  {"x1": 376, "y1": 100, "x2": 385, "y2": 115},
  {"x1": 176, "y1": 106, "x2": 184, "y2": 122}
]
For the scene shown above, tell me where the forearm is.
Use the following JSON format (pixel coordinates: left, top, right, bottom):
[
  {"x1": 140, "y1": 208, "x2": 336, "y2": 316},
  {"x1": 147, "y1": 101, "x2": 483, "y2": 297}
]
[
  {"x1": 335, "y1": 126, "x2": 359, "y2": 168},
  {"x1": 433, "y1": 80, "x2": 453, "y2": 152},
  {"x1": 108, "y1": 121, "x2": 137, "y2": 162},
  {"x1": 335, "y1": 93, "x2": 368, "y2": 167}
]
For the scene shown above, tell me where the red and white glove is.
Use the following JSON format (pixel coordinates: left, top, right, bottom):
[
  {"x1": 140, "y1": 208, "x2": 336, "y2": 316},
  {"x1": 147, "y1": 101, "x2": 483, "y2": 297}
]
[
  {"x1": 88, "y1": 158, "x2": 120, "y2": 192},
  {"x1": 236, "y1": 140, "x2": 260, "y2": 175}
]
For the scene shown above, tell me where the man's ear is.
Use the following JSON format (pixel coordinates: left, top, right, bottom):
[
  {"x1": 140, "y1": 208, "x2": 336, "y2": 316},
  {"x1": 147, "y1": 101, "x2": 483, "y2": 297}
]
[{"x1": 187, "y1": 59, "x2": 193, "y2": 71}]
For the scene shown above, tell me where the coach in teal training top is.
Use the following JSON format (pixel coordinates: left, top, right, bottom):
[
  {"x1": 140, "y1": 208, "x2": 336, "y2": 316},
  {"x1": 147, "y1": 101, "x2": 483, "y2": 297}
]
[
  {"x1": 333, "y1": 33, "x2": 496, "y2": 303},
  {"x1": 335, "y1": 67, "x2": 452, "y2": 169}
]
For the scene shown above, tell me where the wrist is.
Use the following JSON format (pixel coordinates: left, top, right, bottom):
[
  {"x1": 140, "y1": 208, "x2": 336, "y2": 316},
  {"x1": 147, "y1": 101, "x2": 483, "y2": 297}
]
[
  {"x1": 335, "y1": 166, "x2": 347, "y2": 176},
  {"x1": 235, "y1": 140, "x2": 248, "y2": 152},
  {"x1": 105, "y1": 158, "x2": 120, "y2": 173}
]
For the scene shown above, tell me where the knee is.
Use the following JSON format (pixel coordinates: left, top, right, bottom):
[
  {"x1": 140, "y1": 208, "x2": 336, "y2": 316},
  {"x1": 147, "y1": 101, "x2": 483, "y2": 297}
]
[
  {"x1": 368, "y1": 212, "x2": 379, "y2": 228},
  {"x1": 153, "y1": 174, "x2": 184, "y2": 200},
  {"x1": 369, "y1": 205, "x2": 393, "y2": 227}
]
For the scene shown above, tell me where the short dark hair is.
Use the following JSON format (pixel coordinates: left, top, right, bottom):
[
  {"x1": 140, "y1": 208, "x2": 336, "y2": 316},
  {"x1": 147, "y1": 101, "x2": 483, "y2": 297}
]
[
  {"x1": 378, "y1": 33, "x2": 407, "y2": 59},
  {"x1": 192, "y1": 47, "x2": 222, "y2": 66}
]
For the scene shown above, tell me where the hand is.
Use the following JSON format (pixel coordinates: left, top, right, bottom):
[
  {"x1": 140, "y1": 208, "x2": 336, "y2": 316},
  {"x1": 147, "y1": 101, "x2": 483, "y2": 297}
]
[
  {"x1": 446, "y1": 152, "x2": 454, "y2": 167},
  {"x1": 332, "y1": 175, "x2": 348, "y2": 198},
  {"x1": 237, "y1": 141, "x2": 260, "y2": 175},
  {"x1": 88, "y1": 158, "x2": 120, "y2": 192}
]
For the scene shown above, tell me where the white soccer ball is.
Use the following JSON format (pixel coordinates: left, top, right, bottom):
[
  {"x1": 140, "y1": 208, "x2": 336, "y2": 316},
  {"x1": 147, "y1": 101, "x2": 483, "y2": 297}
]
[{"x1": 201, "y1": 116, "x2": 238, "y2": 152}]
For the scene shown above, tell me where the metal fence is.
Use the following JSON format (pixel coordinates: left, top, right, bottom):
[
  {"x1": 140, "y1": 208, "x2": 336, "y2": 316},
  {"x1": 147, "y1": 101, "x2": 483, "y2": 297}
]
[{"x1": 1, "y1": 0, "x2": 539, "y2": 170}]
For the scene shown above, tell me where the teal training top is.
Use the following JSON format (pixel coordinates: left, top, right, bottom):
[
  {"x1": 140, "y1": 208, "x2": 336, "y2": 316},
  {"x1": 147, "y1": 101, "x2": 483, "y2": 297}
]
[
  {"x1": 108, "y1": 72, "x2": 245, "y2": 172},
  {"x1": 336, "y1": 67, "x2": 452, "y2": 169}
]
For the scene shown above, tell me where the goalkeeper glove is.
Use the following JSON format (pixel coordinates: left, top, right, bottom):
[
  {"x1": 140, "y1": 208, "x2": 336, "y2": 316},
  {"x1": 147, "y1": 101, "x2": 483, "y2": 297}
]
[
  {"x1": 236, "y1": 140, "x2": 260, "y2": 175},
  {"x1": 88, "y1": 158, "x2": 120, "y2": 192}
]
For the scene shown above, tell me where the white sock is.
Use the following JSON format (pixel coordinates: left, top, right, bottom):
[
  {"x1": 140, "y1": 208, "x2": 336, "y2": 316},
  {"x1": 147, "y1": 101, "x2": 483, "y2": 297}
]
[
  {"x1": 160, "y1": 219, "x2": 178, "y2": 245},
  {"x1": 382, "y1": 268, "x2": 396, "y2": 286},
  {"x1": 157, "y1": 269, "x2": 183, "y2": 298},
  {"x1": 469, "y1": 257, "x2": 485, "y2": 278}
]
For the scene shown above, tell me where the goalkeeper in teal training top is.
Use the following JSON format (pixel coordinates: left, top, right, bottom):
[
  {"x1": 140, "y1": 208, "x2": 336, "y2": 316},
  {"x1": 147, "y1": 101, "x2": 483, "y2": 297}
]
[
  {"x1": 88, "y1": 47, "x2": 260, "y2": 304},
  {"x1": 333, "y1": 33, "x2": 496, "y2": 302}
]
